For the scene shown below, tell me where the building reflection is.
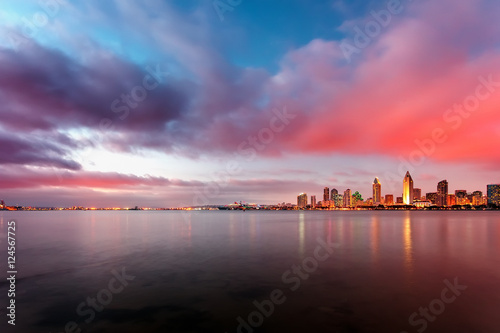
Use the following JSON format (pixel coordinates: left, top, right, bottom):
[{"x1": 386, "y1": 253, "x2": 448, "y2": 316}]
[
  {"x1": 370, "y1": 215, "x2": 380, "y2": 266},
  {"x1": 403, "y1": 212, "x2": 414, "y2": 277},
  {"x1": 298, "y1": 212, "x2": 305, "y2": 257}
]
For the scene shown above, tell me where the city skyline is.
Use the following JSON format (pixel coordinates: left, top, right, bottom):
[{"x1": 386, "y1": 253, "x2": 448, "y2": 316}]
[
  {"x1": 1, "y1": 0, "x2": 500, "y2": 207},
  {"x1": 1, "y1": 170, "x2": 499, "y2": 208},
  {"x1": 298, "y1": 174, "x2": 499, "y2": 209}
]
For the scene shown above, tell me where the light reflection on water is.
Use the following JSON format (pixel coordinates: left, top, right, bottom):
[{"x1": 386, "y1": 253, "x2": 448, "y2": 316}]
[
  {"x1": 0, "y1": 210, "x2": 499, "y2": 333},
  {"x1": 404, "y1": 212, "x2": 414, "y2": 277}
]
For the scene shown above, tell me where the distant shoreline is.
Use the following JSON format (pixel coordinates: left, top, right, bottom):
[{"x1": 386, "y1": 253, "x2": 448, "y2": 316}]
[{"x1": 2, "y1": 206, "x2": 499, "y2": 212}]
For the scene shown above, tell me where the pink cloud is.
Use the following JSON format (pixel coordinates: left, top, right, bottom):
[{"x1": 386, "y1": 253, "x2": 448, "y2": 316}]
[{"x1": 256, "y1": 0, "x2": 500, "y2": 167}]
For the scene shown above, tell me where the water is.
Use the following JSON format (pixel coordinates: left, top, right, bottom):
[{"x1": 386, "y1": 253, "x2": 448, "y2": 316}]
[{"x1": 0, "y1": 210, "x2": 499, "y2": 333}]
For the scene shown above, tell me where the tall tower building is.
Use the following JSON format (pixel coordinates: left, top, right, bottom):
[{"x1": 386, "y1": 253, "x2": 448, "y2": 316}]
[
  {"x1": 487, "y1": 184, "x2": 500, "y2": 205},
  {"x1": 323, "y1": 187, "x2": 330, "y2": 203},
  {"x1": 373, "y1": 178, "x2": 381, "y2": 204},
  {"x1": 297, "y1": 193, "x2": 308, "y2": 208},
  {"x1": 437, "y1": 180, "x2": 448, "y2": 206},
  {"x1": 343, "y1": 189, "x2": 352, "y2": 208},
  {"x1": 403, "y1": 171, "x2": 414, "y2": 205},
  {"x1": 311, "y1": 195, "x2": 316, "y2": 208},
  {"x1": 330, "y1": 188, "x2": 338, "y2": 200}
]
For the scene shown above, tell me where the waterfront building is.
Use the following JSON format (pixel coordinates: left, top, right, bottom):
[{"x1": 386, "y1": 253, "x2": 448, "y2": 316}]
[
  {"x1": 324, "y1": 187, "x2": 330, "y2": 202},
  {"x1": 330, "y1": 188, "x2": 338, "y2": 200},
  {"x1": 385, "y1": 194, "x2": 394, "y2": 205},
  {"x1": 343, "y1": 189, "x2": 352, "y2": 208},
  {"x1": 414, "y1": 200, "x2": 431, "y2": 208},
  {"x1": 403, "y1": 171, "x2": 414, "y2": 205},
  {"x1": 413, "y1": 188, "x2": 422, "y2": 201},
  {"x1": 455, "y1": 190, "x2": 467, "y2": 205},
  {"x1": 373, "y1": 178, "x2": 382, "y2": 204},
  {"x1": 447, "y1": 194, "x2": 456, "y2": 206},
  {"x1": 487, "y1": 184, "x2": 500, "y2": 205},
  {"x1": 297, "y1": 193, "x2": 308, "y2": 208},
  {"x1": 437, "y1": 180, "x2": 448, "y2": 206},
  {"x1": 311, "y1": 195, "x2": 316, "y2": 208},
  {"x1": 426, "y1": 192, "x2": 438, "y2": 205},
  {"x1": 333, "y1": 194, "x2": 343, "y2": 207},
  {"x1": 472, "y1": 191, "x2": 483, "y2": 205}
]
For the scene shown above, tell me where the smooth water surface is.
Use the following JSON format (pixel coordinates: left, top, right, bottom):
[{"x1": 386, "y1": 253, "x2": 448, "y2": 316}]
[{"x1": 0, "y1": 210, "x2": 499, "y2": 332}]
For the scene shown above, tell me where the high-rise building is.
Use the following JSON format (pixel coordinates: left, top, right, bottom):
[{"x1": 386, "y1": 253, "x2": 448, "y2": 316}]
[
  {"x1": 426, "y1": 192, "x2": 438, "y2": 205},
  {"x1": 343, "y1": 189, "x2": 352, "y2": 208},
  {"x1": 324, "y1": 187, "x2": 330, "y2": 203},
  {"x1": 385, "y1": 194, "x2": 394, "y2": 205},
  {"x1": 472, "y1": 191, "x2": 483, "y2": 205},
  {"x1": 403, "y1": 171, "x2": 414, "y2": 205},
  {"x1": 311, "y1": 195, "x2": 317, "y2": 208},
  {"x1": 333, "y1": 194, "x2": 343, "y2": 207},
  {"x1": 447, "y1": 194, "x2": 456, "y2": 206},
  {"x1": 413, "y1": 188, "x2": 422, "y2": 201},
  {"x1": 487, "y1": 184, "x2": 500, "y2": 205},
  {"x1": 297, "y1": 193, "x2": 308, "y2": 208},
  {"x1": 455, "y1": 190, "x2": 467, "y2": 205},
  {"x1": 373, "y1": 178, "x2": 382, "y2": 204},
  {"x1": 330, "y1": 188, "x2": 338, "y2": 200},
  {"x1": 437, "y1": 180, "x2": 448, "y2": 206}
]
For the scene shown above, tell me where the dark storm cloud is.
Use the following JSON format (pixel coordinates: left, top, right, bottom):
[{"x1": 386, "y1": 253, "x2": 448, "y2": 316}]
[
  {"x1": 0, "y1": 131, "x2": 81, "y2": 170},
  {"x1": 0, "y1": 42, "x2": 189, "y2": 134}
]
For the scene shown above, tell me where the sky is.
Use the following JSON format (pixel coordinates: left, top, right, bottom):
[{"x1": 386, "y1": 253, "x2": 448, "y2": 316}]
[{"x1": 0, "y1": 0, "x2": 499, "y2": 207}]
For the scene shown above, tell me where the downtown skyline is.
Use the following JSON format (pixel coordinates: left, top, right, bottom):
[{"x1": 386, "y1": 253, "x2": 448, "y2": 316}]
[
  {"x1": 301, "y1": 172, "x2": 499, "y2": 209},
  {"x1": 1, "y1": 0, "x2": 500, "y2": 207},
  {"x1": 2, "y1": 170, "x2": 498, "y2": 209}
]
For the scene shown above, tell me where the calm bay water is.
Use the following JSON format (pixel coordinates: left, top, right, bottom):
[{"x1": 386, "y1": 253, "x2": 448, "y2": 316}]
[{"x1": 0, "y1": 210, "x2": 499, "y2": 332}]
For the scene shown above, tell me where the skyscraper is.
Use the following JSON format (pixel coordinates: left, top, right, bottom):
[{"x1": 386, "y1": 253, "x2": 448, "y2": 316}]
[
  {"x1": 447, "y1": 194, "x2": 456, "y2": 206},
  {"x1": 487, "y1": 184, "x2": 500, "y2": 205},
  {"x1": 455, "y1": 190, "x2": 467, "y2": 205},
  {"x1": 333, "y1": 194, "x2": 343, "y2": 207},
  {"x1": 426, "y1": 192, "x2": 438, "y2": 205},
  {"x1": 323, "y1": 187, "x2": 330, "y2": 203},
  {"x1": 373, "y1": 178, "x2": 381, "y2": 204},
  {"x1": 330, "y1": 188, "x2": 338, "y2": 200},
  {"x1": 343, "y1": 189, "x2": 352, "y2": 208},
  {"x1": 311, "y1": 195, "x2": 316, "y2": 208},
  {"x1": 413, "y1": 188, "x2": 422, "y2": 201},
  {"x1": 437, "y1": 180, "x2": 448, "y2": 206},
  {"x1": 385, "y1": 194, "x2": 394, "y2": 205},
  {"x1": 297, "y1": 193, "x2": 308, "y2": 208},
  {"x1": 403, "y1": 171, "x2": 414, "y2": 205},
  {"x1": 472, "y1": 191, "x2": 483, "y2": 205}
]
